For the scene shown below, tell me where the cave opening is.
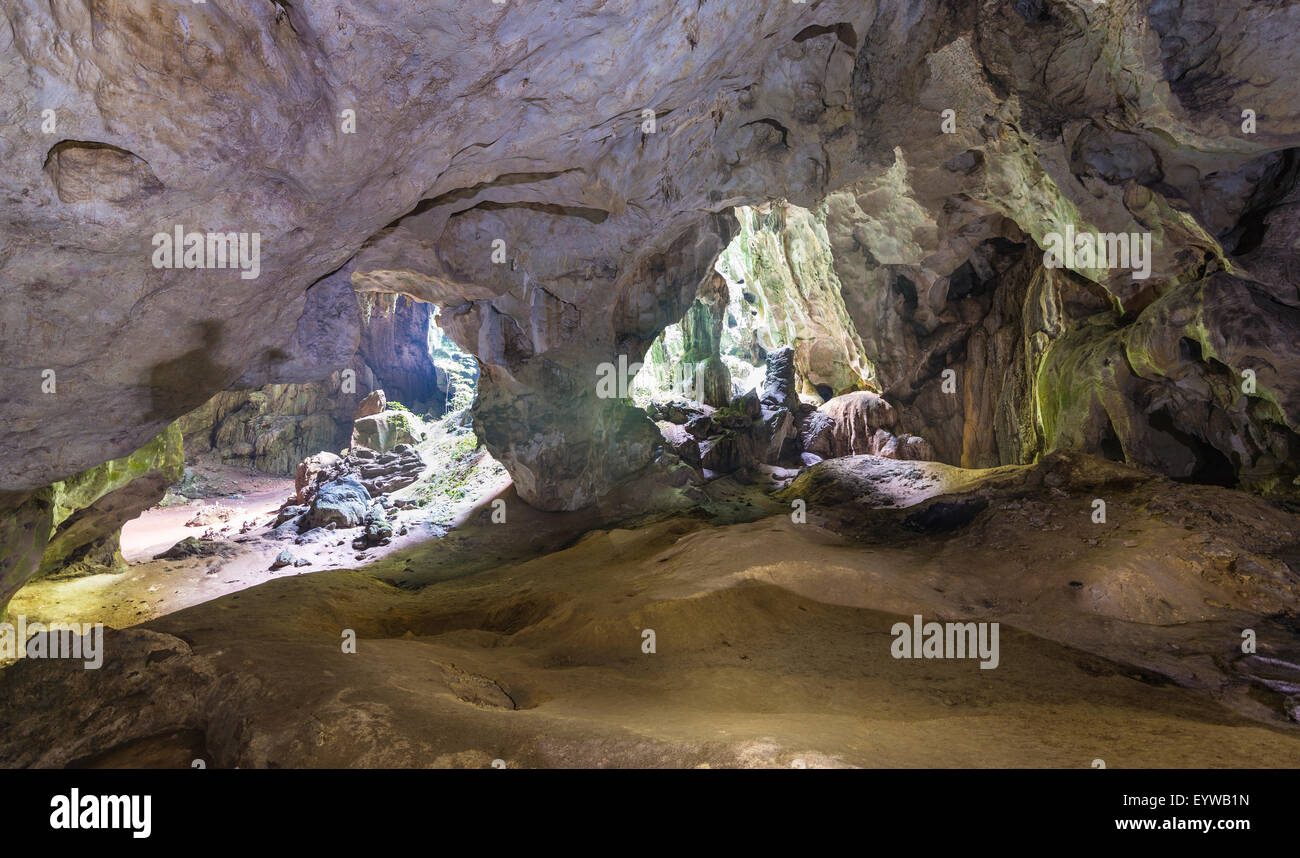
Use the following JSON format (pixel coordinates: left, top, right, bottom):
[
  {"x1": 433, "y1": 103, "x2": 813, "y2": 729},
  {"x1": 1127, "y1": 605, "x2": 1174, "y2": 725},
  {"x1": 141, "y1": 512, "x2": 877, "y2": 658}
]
[
  {"x1": 633, "y1": 202, "x2": 877, "y2": 413},
  {"x1": 6, "y1": 0, "x2": 1300, "y2": 791},
  {"x1": 1097, "y1": 415, "x2": 1125, "y2": 464},
  {"x1": 1149, "y1": 407, "x2": 1240, "y2": 489}
]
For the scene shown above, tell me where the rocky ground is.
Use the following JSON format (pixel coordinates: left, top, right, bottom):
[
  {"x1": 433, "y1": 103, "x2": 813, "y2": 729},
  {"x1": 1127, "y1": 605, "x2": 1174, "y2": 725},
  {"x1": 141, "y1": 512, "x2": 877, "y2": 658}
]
[
  {"x1": 7, "y1": 422, "x2": 510, "y2": 633},
  {"x1": 4, "y1": 452, "x2": 1299, "y2": 768}
]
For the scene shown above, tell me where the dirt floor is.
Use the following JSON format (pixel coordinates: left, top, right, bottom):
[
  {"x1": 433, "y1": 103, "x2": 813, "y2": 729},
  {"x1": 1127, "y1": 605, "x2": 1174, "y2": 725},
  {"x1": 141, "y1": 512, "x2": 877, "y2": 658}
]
[
  {"x1": 8, "y1": 457, "x2": 510, "y2": 631},
  {"x1": 3, "y1": 453, "x2": 1300, "y2": 768}
]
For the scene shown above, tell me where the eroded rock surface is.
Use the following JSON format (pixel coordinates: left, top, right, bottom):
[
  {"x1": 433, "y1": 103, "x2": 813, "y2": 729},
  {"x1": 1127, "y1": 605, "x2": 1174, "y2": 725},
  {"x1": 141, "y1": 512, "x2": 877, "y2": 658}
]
[
  {"x1": 178, "y1": 285, "x2": 449, "y2": 476},
  {"x1": 5, "y1": 453, "x2": 1300, "y2": 768},
  {"x1": 0, "y1": 424, "x2": 183, "y2": 617},
  {"x1": 2, "y1": 1, "x2": 1300, "y2": 512}
]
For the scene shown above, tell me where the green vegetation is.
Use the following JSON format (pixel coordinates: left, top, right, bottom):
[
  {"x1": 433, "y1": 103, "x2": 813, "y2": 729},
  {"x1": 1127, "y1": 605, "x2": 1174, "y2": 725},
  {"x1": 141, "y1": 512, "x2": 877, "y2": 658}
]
[
  {"x1": 415, "y1": 432, "x2": 482, "y2": 506},
  {"x1": 429, "y1": 312, "x2": 480, "y2": 414},
  {"x1": 386, "y1": 408, "x2": 420, "y2": 442}
]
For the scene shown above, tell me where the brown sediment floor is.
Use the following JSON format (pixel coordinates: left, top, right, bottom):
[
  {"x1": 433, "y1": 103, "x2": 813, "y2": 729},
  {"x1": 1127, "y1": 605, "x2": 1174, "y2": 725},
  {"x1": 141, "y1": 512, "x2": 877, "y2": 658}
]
[
  {"x1": 8, "y1": 460, "x2": 510, "y2": 631},
  {"x1": 3, "y1": 454, "x2": 1299, "y2": 768}
]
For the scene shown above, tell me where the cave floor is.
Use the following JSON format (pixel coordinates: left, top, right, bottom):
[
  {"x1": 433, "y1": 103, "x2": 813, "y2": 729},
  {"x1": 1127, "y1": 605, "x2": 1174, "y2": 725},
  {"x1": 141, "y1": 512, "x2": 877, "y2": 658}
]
[
  {"x1": 4, "y1": 454, "x2": 1300, "y2": 768},
  {"x1": 9, "y1": 453, "x2": 516, "y2": 631}
]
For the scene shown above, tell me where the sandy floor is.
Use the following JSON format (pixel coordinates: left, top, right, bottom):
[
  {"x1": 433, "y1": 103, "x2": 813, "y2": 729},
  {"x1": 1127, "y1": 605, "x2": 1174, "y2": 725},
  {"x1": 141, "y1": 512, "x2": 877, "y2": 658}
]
[
  {"x1": 4, "y1": 453, "x2": 1300, "y2": 768},
  {"x1": 11, "y1": 462, "x2": 501, "y2": 630}
]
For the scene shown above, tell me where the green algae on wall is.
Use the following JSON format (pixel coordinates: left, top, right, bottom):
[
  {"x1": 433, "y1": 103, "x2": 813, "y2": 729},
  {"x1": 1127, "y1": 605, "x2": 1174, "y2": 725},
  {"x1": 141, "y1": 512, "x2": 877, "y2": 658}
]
[
  {"x1": 1, "y1": 423, "x2": 184, "y2": 617},
  {"x1": 47, "y1": 422, "x2": 184, "y2": 535},
  {"x1": 716, "y1": 203, "x2": 876, "y2": 397},
  {"x1": 639, "y1": 202, "x2": 878, "y2": 405},
  {"x1": 37, "y1": 422, "x2": 185, "y2": 578}
]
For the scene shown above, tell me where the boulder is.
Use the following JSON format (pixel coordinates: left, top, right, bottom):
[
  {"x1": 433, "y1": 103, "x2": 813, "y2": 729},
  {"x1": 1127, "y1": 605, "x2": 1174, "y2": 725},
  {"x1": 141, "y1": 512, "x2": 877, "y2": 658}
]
[
  {"x1": 294, "y1": 452, "x2": 341, "y2": 504},
  {"x1": 302, "y1": 476, "x2": 371, "y2": 530},
  {"x1": 349, "y1": 445, "x2": 426, "y2": 495},
  {"x1": 153, "y1": 537, "x2": 231, "y2": 561},
  {"x1": 274, "y1": 505, "x2": 309, "y2": 528},
  {"x1": 897, "y1": 435, "x2": 936, "y2": 461},
  {"x1": 798, "y1": 410, "x2": 836, "y2": 458},
  {"x1": 818, "y1": 392, "x2": 900, "y2": 457},
  {"x1": 354, "y1": 390, "x2": 387, "y2": 420},
  {"x1": 648, "y1": 400, "x2": 711, "y2": 425},
  {"x1": 684, "y1": 414, "x2": 716, "y2": 440},
  {"x1": 355, "y1": 504, "x2": 394, "y2": 548},
  {"x1": 293, "y1": 445, "x2": 425, "y2": 508},
  {"x1": 269, "y1": 520, "x2": 303, "y2": 542},
  {"x1": 759, "y1": 405, "x2": 795, "y2": 462},
  {"x1": 760, "y1": 346, "x2": 801, "y2": 412},
  {"x1": 657, "y1": 422, "x2": 702, "y2": 468},
  {"x1": 352, "y1": 410, "x2": 418, "y2": 453},
  {"x1": 294, "y1": 528, "x2": 331, "y2": 545},
  {"x1": 270, "y1": 549, "x2": 311, "y2": 570},
  {"x1": 700, "y1": 433, "x2": 741, "y2": 473}
]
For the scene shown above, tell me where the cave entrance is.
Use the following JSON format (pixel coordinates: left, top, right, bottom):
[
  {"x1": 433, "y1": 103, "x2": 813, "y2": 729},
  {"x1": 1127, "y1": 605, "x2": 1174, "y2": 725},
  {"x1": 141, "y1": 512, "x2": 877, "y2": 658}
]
[
  {"x1": 632, "y1": 202, "x2": 876, "y2": 412},
  {"x1": 630, "y1": 269, "x2": 767, "y2": 410},
  {"x1": 1148, "y1": 408, "x2": 1239, "y2": 488},
  {"x1": 428, "y1": 307, "x2": 479, "y2": 416}
]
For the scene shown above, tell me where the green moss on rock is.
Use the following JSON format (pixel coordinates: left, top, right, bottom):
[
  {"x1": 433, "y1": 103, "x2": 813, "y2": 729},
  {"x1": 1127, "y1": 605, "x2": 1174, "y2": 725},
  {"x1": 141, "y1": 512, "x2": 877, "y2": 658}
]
[{"x1": 0, "y1": 423, "x2": 184, "y2": 616}]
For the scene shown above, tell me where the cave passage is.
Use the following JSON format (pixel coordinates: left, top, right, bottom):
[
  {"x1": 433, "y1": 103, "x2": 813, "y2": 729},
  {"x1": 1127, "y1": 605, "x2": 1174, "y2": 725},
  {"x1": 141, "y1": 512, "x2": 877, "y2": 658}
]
[{"x1": 2, "y1": 0, "x2": 1300, "y2": 790}]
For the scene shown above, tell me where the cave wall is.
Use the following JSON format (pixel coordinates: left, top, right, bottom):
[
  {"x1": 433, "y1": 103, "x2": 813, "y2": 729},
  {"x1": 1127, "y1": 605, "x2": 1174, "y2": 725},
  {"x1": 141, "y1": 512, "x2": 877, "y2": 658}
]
[
  {"x1": 715, "y1": 203, "x2": 877, "y2": 400},
  {"x1": 180, "y1": 280, "x2": 451, "y2": 475},
  {"x1": 0, "y1": 424, "x2": 183, "y2": 619},
  {"x1": 178, "y1": 371, "x2": 363, "y2": 475},
  {"x1": 755, "y1": 165, "x2": 1300, "y2": 491},
  {"x1": 2, "y1": 0, "x2": 1299, "y2": 525},
  {"x1": 357, "y1": 294, "x2": 447, "y2": 415}
]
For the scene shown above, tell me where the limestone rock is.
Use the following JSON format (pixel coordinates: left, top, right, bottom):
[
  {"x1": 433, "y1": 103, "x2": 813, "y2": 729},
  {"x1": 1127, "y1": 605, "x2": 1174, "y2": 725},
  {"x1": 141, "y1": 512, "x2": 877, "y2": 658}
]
[
  {"x1": 798, "y1": 411, "x2": 836, "y2": 459},
  {"x1": 760, "y1": 346, "x2": 801, "y2": 413},
  {"x1": 715, "y1": 207, "x2": 876, "y2": 399},
  {"x1": 294, "y1": 445, "x2": 425, "y2": 507},
  {"x1": 356, "y1": 296, "x2": 447, "y2": 414},
  {"x1": 0, "y1": 424, "x2": 183, "y2": 616},
  {"x1": 270, "y1": 549, "x2": 310, "y2": 570},
  {"x1": 294, "y1": 453, "x2": 342, "y2": 505},
  {"x1": 818, "y1": 392, "x2": 898, "y2": 457},
  {"x1": 353, "y1": 446, "x2": 426, "y2": 496},
  {"x1": 691, "y1": 356, "x2": 732, "y2": 409},
  {"x1": 0, "y1": 629, "x2": 217, "y2": 768},
  {"x1": 1, "y1": 0, "x2": 1299, "y2": 514},
  {"x1": 153, "y1": 537, "x2": 231, "y2": 562},
  {"x1": 647, "y1": 400, "x2": 711, "y2": 426},
  {"x1": 352, "y1": 411, "x2": 418, "y2": 454},
  {"x1": 814, "y1": 391, "x2": 936, "y2": 462},
  {"x1": 355, "y1": 505, "x2": 394, "y2": 548},
  {"x1": 179, "y1": 380, "x2": 355, "y2": 476},
  {"x1": 354, "y1": 391, "x2": 387, "y2": 421},
  {"x1": 275, "y1": 505, "x2": 309, "y2": 529},
  {"x1": 302, "y1": 477, "x2": 372, "y2": 531}
]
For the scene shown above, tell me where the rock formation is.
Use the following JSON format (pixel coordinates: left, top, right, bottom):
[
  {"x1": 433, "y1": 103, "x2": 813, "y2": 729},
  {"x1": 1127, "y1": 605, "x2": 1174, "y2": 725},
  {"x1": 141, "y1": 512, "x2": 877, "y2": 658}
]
[
  {"x1": 714, "y1": 203, "x2": 877, "y2": 399},
  {"x1": 2, "y1": 0, "x2": 1300, "y2": 613},
  {"x1": 177, "y1": 284, "x2": 451, "y2": 476},
  {"x1": 0, "y1": 424, "x2": 182, "y2": 617}
]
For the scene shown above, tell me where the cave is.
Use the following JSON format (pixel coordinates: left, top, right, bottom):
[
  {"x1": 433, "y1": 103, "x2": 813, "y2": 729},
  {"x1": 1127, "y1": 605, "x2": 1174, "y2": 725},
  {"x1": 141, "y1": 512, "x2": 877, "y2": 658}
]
[{"x1": 3, "y1": 0, "x2": 1300, "y2": 823}]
